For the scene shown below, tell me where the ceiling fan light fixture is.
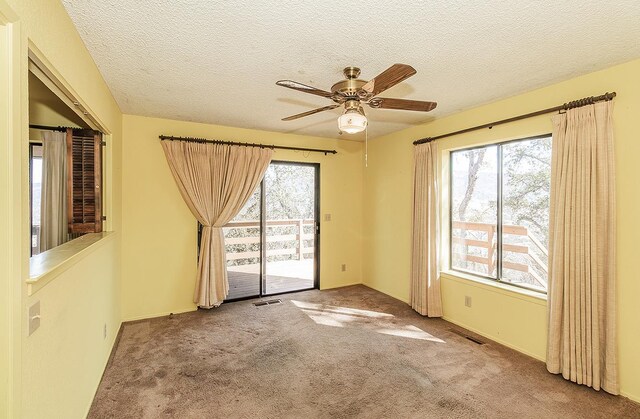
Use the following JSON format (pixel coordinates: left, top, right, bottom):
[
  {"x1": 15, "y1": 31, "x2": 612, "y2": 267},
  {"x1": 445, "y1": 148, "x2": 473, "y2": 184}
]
[
  {"x1": 338, "y1": 109, "x2": 367, "y2": 134},
  {"x1": 277, "y1": 64, "x2": 437, "y2": 135}
]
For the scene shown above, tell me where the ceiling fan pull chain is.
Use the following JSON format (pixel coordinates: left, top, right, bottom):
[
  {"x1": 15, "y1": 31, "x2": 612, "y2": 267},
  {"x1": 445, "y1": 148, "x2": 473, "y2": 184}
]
[{"x1": 365, "y1": 126, "x2": 368, "y2": 168}]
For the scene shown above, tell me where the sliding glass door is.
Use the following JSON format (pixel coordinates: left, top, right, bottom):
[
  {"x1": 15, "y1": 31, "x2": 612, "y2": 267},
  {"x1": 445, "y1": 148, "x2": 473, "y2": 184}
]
[
  {"x1": 221, "y1": 161, "x2": 319, "y2": 300},
  {"x1": 223, "y1": 186, "x2": 262, "y2": 300},
  {"x1": 264, "y1": 162, "x2": 318, "y2": 295}
]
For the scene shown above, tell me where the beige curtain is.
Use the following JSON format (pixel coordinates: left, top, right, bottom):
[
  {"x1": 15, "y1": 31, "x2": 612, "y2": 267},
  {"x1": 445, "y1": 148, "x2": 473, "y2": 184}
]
[
  {"x1": 546, "y1": 101, "x2": 617, "y2": 394},
  {"x1": 40, "y1": 131, "x2": 68, "y2": 252},
  {"x1": 161, "y1": 140, "x2": 272, "y2": 308},
  {"x1": 410, "y1": 142, "x2": 443, "y2": 317}
]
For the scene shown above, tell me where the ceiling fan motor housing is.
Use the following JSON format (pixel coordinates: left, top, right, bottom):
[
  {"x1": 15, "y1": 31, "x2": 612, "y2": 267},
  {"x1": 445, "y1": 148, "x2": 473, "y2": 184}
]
[
  {"x1": 344, "y1": 99, "x2": 363, "y2": 112},
  {"x1": 330, "y1": 67, "x2": 368, "y2": 100}
]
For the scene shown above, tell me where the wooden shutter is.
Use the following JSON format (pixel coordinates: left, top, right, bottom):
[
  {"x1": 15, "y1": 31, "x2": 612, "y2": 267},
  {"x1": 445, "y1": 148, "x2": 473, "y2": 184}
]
[{"x1": 66, "y1": 128, "x2": 102, "y2": 234}]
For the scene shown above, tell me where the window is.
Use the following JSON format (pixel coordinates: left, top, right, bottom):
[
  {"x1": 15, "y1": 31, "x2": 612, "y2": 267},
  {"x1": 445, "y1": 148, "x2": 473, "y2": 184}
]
[
  {"x1": 29, "y1": 128, "x2": 103, "y2": 256},
  {"x1": 450, "y1": 135, "x2": 552, "y2": 292},
  {"x1": 30, "y1": 144, "x2": 43, "y2": 255}
]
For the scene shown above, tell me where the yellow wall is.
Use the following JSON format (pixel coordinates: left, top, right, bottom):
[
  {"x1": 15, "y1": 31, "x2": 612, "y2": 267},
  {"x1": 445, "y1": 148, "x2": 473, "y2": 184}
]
[
  {"x1": 1, "y1": 0, "x2": 124, "y2": 418},
  {"x1": 28, "y1": 72, "x2": 86, "y2": 129},
  {"x1": 28, "y1": 104, "x2": 81, "y2": 131},
  {"x1": 2, "y1": 1, "x2": 637, "y2": 416},
  {"x1": 363, "y1": 58, "x2": 640, "y2": 402},
  {"x1": 22, "y1": 239, "x2": 121, "y2": 419},
  {"x1": 121, "y1": 115, "x2": 364, "y2": 321}
]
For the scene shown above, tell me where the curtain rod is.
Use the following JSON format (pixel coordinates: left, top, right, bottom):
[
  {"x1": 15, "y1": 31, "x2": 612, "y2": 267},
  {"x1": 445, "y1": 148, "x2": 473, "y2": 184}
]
[
  {"x1": 413, "y1": 92, "x2": 616, "y2": 145},
  {"x1": 29, "y1": 124, "x2": 72, "y2": 132},
  {"x1": 28, "y1": 124, "x2": 97, "y2": 133},
  {"x1": 159, "y1": 135, "x2": 338, "y2": 155}
]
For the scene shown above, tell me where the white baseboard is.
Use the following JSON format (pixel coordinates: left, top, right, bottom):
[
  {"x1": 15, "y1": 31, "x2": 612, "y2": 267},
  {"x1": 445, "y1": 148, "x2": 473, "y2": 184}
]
[
  {"x1": 123, "y1": 307, "x2": 197, "y2": 323},
  {"x1": 442, "y1": 315, "x2": 546, "y2": 362},
  {"x1": 360, "y1": 282, "x2": 410, "y2": 304},
  {"x1": 320, "y1": 281, "x2": 362, "y2": 290},
  {"x1": 83, "y1": 320, "x2": 123, "y2": 418},
  {"x1": 620, "y1": 390, "x2": 640, "y2": 404}
]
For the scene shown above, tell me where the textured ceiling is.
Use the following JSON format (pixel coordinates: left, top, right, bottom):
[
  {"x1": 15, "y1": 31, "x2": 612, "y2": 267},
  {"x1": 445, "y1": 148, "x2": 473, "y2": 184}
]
[{"x1": 62, "y1": 0, "x2": 640, "y2": 140}]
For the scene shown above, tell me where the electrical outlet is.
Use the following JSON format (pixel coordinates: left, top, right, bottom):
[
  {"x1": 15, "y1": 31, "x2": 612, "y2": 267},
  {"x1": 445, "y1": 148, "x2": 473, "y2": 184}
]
[
  {"x1": 465, "y1": 296, "x2": 472, "y2": 308},
  {"x1": 324, "y1": 214, "x2": 332, "y2": 222},
  {"x1": 103, "y1": 323, "x2": 107, "y2": 339},
  {"x1": 341, "y1": 264, "x2": 346, "y2": 272},
  {"x1": 29, "y1": 301, "x2": 41, "y2": 336}
]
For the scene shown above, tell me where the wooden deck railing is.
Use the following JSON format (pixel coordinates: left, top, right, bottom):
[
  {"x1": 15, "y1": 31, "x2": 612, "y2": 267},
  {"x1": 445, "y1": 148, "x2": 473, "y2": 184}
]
[
  {"x1": 224, "y1": 219, "x2": 315, "y2": 261},
  {"x1": 452, "y1": 221, "x2": 548, "y2": 287}
]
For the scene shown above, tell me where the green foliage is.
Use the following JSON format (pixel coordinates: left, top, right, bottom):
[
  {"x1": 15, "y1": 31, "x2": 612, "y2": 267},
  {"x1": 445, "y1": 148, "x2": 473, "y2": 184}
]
[
  {"x1": 223, "y1": 164, "x2": 316, "y2": 266},
  {"x1": 451, "y1": 137, "x2": 552, "y2": 289},
  {"x1": 503, "y1": 138, "x2": 552, "y2": 245}
]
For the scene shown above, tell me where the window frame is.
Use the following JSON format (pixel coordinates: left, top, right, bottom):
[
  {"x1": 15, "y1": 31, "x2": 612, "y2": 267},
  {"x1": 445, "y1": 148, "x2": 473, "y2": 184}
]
[
  {"x1": 448, "y1": 134, "x2": 552, "y2": 294},
  {"x1": 29, "y1": 142, "x2": 43, "y2": 256}
]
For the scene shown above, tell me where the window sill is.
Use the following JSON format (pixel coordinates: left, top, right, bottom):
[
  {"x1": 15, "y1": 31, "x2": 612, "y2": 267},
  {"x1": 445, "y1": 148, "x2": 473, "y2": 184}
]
[
  {"x1": 27, "y1": 231, "x2": 116, "y2": 296},
  {"x1": 440, "y1": 269, "x2": 547, "y2": 306}
]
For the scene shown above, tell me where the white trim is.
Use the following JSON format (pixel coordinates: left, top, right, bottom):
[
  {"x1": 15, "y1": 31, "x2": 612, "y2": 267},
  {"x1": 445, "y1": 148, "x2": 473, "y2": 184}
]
[
  {"x1": 83, "y1": 320, "x2": 123, "y2": 419},
  {"x1": 102, "y1": 134, "x2": 113, "y2": 231},
  {"x1": 320, "y1": 280, "x2": 362, "y2": 290},
  {"x1": 620, "y1": 391, "x2": 640, "y2": 405},
  {"x1": 123, "y1": 307, "x2": 198, "y2": 323},
  {"x1": 441, "y1": 270, "x2": 547, "y2": 305},
  {"x1": 0, "y1": 3, "x2": 22, "y2": 417},
  {"x1": 441, "y1": 314, "x2": 546, "y2": 361}
]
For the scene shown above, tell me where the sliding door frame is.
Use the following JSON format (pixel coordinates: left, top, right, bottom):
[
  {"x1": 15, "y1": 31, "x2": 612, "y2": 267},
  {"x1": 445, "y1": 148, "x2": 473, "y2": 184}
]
[
  {"x1": 261, "y1": 160, "x2": 320, "y2": 297},
  {"x1": 223, "y1": 160, "x2": 320, "y2": 302}
]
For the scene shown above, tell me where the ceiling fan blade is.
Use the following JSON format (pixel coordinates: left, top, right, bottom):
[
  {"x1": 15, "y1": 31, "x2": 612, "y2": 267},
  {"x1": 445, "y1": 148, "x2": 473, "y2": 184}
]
[
  {"x1": 367, "y1": 97, "x2": 437, "y2": 112},
  {"x1": 276, "y1": 80, "x2": 334, "y2": 98},
  {"x1": 282, "y1": 104, "x2": 340, "y2": 121},
  {"x1": 361, "y1": 64, "x2": 417, "y2": 96}
]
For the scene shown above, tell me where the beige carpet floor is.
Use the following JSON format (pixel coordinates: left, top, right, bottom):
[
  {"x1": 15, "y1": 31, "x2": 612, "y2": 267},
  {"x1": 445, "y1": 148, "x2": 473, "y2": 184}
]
[{"x1": 89, "y1": 285, "x2": 640, "y2": 418}]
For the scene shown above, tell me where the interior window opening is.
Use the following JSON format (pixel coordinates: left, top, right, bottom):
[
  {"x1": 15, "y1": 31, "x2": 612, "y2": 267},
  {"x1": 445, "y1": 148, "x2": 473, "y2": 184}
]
[{"x1": 28, "y1": 65, "x2": 104, "y2": 257}]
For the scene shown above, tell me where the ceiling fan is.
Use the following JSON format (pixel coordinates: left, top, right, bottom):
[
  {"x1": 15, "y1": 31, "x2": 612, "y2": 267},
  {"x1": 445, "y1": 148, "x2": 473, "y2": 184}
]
[{"x1": 276, "y1": 64, "x2": 437, "y2": 134}]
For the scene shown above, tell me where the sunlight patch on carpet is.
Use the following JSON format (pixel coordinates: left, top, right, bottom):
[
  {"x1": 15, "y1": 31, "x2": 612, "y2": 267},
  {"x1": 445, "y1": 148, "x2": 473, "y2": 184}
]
[
  {"x1": 291, "y1": 300, "x2": 445, "y2": 343},
  {"x1": 377, "y1": 325, "x2": 444, "y2": 342}
]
